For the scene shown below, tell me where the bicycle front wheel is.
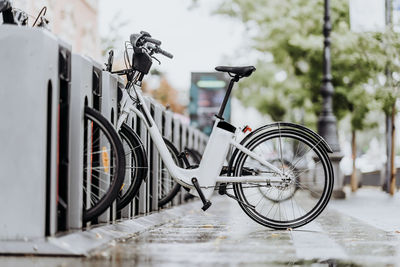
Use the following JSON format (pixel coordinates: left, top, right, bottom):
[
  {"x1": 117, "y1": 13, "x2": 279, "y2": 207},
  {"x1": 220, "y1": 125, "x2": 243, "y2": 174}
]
[
  {"x1": 232, "y1": 127, "x2": 333, "y2": 229},
  {"x1": 117, "y1": 123, "x2": 148, "y2": 211},
  {"x1": 82, "y1": 107, "x2": 126, "y2": 222}
]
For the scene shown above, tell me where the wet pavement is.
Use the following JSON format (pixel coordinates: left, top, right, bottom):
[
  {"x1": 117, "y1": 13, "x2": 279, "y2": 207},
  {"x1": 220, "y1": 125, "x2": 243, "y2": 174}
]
[{"x1": 1, "y1": 187, "x2": 400, "y2": 266}]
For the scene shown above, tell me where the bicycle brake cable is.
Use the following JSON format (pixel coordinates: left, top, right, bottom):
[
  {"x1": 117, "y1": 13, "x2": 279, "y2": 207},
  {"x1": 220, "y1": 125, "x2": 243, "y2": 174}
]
[{"x1": 32, "y1": 6, "x2": 46, "y2": 27}]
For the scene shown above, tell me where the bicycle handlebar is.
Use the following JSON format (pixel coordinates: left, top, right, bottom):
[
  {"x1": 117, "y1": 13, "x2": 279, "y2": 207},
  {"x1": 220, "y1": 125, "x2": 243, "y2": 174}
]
[
  {"x1": 156, "y1": 47, "x2": 173, "y2": 59},
  {"x1": 130, "y1": 31, "x2": 173, "y2": 59},
  {"x1": 143, "y1": 36, "x2": 161, "y2": 46}
]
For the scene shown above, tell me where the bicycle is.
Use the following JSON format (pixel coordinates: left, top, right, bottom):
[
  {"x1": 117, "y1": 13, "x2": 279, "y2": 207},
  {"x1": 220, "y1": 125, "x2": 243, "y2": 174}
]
[
  {"x1": 1, "y1": 2, "x2": 127, "y2": 223},
  {"x1": 109, "y1": 31, "x2": 334, "y2": 229},
  {"x1": 110, "y1": 36, "x2": 205, "y2": 211}
]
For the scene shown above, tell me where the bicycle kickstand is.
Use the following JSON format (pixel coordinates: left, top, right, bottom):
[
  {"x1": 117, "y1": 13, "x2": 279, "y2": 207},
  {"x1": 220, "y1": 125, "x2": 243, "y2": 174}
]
[{"x1": 191, "y1": 177, "x2": 212, "y2": 211}]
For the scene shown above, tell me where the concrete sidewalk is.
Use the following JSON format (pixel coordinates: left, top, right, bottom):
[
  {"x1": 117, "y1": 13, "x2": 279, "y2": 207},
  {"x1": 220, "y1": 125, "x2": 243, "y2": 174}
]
[{"x1": 1, "y1": 187, "x2": 399, "y2": 266}]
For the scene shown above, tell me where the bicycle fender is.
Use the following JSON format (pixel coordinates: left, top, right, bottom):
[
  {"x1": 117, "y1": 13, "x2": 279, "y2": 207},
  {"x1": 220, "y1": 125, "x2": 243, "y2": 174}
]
[
  {"x1": 228, "y1": 122, "x2": 333, "y2": 176},
  {"x1": 240, "y1": 122, "x2": 332, "y2": 153}
]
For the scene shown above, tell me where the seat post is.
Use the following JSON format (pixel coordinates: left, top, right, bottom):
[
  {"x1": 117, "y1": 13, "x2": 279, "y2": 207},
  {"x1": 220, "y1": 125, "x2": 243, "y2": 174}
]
[{"x1": 216, "y1": 75, "x2": 239, "y2": 120}]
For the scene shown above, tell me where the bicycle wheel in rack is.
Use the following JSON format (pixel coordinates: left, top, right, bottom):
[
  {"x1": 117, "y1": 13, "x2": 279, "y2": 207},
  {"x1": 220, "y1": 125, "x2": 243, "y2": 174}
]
[
  {"x1": 184, "y1": 147, "x2": 202, "y2": 166},
  {"x1": 158, "y1": 138, "x2": 184, "y2": 207},
  {"x1": 117, "y1": 123, "x2": 148, "y2": 211},
  {"x1": 230, "y1": 126, "x2": 333, "y2": 229},
  {"x1": 82, "y1": 107, "x2": 126, "y2": 222}
]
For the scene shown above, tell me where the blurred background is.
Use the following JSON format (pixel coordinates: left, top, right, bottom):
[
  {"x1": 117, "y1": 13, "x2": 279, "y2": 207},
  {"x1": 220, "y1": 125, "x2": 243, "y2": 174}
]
[{"x1": 11, "y1": 0, "x2": 400, "y2": 192}]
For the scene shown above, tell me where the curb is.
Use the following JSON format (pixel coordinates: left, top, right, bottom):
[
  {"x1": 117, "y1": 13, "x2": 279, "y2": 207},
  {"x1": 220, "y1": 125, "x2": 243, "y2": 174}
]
[{"x1": 0, "y1": 200, "x2": 200, "y2": 256}]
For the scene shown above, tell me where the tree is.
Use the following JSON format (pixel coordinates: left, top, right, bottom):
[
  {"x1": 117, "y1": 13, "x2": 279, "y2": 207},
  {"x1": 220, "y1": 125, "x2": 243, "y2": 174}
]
[
  {"x1": 150, "y1": 77, "x2": 185, "y2": 114},
  {"x1": 100, "y1": 12, "x2": 129, "y2": 58},
  {"x1": 373, "y1": 28, "x2": 400, "y2": 195},
  {"x1": 142, "y1": 70, "x2": 185, "y2": 114}
]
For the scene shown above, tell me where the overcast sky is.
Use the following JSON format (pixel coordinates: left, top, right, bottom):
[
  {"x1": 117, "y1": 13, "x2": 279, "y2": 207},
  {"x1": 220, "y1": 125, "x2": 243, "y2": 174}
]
[{"x1": 98, "y1": 0, "x2": 247, "y2": 91}]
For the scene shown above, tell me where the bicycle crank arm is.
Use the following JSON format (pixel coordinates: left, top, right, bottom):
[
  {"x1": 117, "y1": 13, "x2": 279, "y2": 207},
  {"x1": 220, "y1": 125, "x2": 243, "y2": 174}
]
[{"x1": 191, "y1": 177, "x2": 212, "y2": 211}]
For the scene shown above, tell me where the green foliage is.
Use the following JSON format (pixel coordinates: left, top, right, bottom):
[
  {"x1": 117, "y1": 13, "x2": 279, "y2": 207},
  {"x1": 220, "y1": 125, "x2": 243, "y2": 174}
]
[
  {"x1": 373, "y1": 29, "x2": 400, "y2": 116},
  {"x1": 215, "y1": 0, "x2": 388, "y2": 131}
]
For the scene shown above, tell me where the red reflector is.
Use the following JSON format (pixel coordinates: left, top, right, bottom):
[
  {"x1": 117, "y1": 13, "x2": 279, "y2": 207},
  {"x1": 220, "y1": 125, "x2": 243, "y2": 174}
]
[{"x1": 243, "y1": 125, "x2": 252, "y2": 133}]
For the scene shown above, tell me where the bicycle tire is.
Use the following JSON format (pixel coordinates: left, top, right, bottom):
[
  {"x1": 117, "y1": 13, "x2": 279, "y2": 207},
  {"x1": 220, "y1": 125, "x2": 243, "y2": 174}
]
[
  {"x1": 82, "y1": 107, "x2": 126, "y2": 222},
  {"x1": 158, "y1": 138, "x2": 184, "y2": 207},
  {"x1": 231, "y1": 127, "x2": 333, "y2": 229},
  {"x1": 117, "y1": 123, "x2": 148, "y2": 211}
]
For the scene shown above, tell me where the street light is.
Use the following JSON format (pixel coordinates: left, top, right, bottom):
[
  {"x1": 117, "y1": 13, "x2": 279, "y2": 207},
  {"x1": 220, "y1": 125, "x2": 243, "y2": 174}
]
[{"x1": 317, "y1": 0, "x2": 345, "y2": 198}]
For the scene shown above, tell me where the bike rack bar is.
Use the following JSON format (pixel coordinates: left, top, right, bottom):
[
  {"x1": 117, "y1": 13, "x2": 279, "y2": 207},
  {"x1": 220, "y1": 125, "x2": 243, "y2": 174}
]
[
  {"x1": 152, "y1": 102, "x2": 164, "y2": 211},
  {"x1": 119, "y1": 77, "x2": 133, "y2": 219},
  {"x1": 68, "y1": 54, "x2": 94, "y2": 230},
  {"x1": 98, "y1": 69, "x2": 119, "y2": 223}
]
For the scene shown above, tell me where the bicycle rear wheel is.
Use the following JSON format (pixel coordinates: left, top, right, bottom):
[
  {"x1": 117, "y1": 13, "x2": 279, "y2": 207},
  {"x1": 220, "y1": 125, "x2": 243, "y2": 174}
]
[
  {"x1": 82, "y1": 107, "x2": 125, "y2": 222},
  {"x1": 231, "y1": 127, "x2": 333, "y2": 229}
]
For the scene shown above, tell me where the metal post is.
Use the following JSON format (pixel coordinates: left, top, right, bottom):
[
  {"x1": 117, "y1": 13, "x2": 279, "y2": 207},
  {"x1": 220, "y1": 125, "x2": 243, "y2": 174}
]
[
  {"x1": 384, "y1": 0, "x2": 393, "y2": 193},
  {"x1": 317, "y1": 0, "x2": 345, "y2": 198},
  {"x1": 318, "y1": 0, "x2": 339, "y2": 151}
]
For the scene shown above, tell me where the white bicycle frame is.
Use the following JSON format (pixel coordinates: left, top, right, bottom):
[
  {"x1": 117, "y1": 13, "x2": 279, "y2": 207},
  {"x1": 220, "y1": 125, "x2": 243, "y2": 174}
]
[{"x1": 116, "y1": 84, "x2": 285, "y2": 199}]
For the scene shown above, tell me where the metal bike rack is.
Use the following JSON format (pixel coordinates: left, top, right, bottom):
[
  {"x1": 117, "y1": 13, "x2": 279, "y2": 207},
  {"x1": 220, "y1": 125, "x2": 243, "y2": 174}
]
[
  {"x1": 134, "y1": 96, "x2": 150, "y2": 214},
  {"x1": 0, "y1": 21, "x2": 211, "y2": 255},
  {"x1": 129, "y1": 105, "x2": 141, "y2": 217},
  {"x1": 118, "y1": 77, "x2": 135, "y2": 219},
  {"x1": 68, "y1": 54, "x2": 94, "y2": 229},
  {"x1": 98, "y1": 69, "x2": 119, "y2": 223},
  {"x1": 172, "y1": 117, "x2": 181, "y2": 153},
  {"x1": 151, "y1": 101, "x2": 164, "y2": 211},
  {"x1": 0, "y1": 25, "x2": 71, "y2": 239},
  {"x1": 163, "y1": 110, "x2": 174, "y2": 208}
]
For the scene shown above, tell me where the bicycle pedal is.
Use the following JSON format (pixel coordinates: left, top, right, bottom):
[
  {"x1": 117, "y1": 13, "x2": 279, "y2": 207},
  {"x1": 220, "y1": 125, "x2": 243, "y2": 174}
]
[{"x1": 201, "y1": 200, "x2": 212, "y2": 211}]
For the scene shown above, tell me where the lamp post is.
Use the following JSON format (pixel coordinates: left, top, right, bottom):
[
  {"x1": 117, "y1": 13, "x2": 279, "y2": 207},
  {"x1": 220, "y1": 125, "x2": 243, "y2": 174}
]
[{"x1": 317, "y1": 0, "x2": 345, "y2": 198}]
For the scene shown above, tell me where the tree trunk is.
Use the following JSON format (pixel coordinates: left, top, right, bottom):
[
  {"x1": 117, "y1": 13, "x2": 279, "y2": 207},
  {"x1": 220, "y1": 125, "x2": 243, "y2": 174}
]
[
  {"x1": 384, "y1": 114, "x2": 392, "y2": 192},
  {"x1": 350, "y1": 130, "x2": 358, "y2": 192},
  {"x1": 390, "y1": 102, "x2": 397, "y2": 195}
]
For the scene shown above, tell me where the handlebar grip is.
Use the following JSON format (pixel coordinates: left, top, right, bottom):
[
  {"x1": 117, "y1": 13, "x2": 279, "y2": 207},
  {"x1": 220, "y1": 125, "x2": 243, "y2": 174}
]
[
  {"x1": 158, "y1": 48, "x2": 173, "y2": 59},
  {"x1": 143, "y1": 37, "x2": 161, "y2": 46}
]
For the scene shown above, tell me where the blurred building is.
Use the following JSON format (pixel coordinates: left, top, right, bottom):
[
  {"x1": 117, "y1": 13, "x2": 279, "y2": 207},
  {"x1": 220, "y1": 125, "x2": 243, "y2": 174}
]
[
  {"x1": 189, "y1": 72, "x2": 230, "y2": 135},
  {"x1": 13, "y1": 0, "x2": 101, "y2": 60}
]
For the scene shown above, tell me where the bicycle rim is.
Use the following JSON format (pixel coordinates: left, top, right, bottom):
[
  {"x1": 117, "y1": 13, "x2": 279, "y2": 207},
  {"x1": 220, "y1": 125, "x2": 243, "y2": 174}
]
[
  {"x1": 117, "y1": 123, "x2": 147, "y2": 211},
  {"x1": 82, "y1": 107, "x2": 125, "y2": 222}
]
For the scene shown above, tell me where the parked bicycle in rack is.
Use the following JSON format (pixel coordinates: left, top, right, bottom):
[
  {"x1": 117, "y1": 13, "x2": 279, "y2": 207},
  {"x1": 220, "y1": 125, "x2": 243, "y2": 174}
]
[{"x1": 107, "y1": 31, "x2": 334, "y2": 229}]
